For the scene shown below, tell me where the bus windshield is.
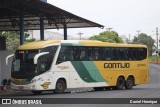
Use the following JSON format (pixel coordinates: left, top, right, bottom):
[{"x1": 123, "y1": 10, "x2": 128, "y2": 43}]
[
  {"x1": 11, "y1": 46, "x2": 58, "y2": 79},
  {"x1": 11, "y1": 50, "x2": 39, "y2": 79}
]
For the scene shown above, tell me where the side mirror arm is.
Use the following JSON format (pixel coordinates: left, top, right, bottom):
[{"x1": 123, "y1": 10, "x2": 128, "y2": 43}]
[
  {"x1": 34, "y1": 52, "x2": 49, "y2": 64},
  {"x1": 6, "y1": 54, "x2": 14, "y2": 65}
]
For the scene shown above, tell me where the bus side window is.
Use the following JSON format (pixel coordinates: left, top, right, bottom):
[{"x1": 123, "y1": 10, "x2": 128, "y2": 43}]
[
  {"x1": 88, "y1": 47, "x2": 101, "y2": 61},
  {"x1": 73, "y1": 47, "x2": 79, "y2": 60},
  {"x1": 119, "y1": 48, "x2": 124, "y2": 60},
  {"x1": 112, "y1": 48, "x2": 118, "y2": 60},
  {"x1": 102, "y1": 47, "x2": 111, "y2": 60},
  {"x1": 39, "y1": 46, "x2": 58, "y2": 73},
  {"x1": 57, "y1": 47, "x2": 66, "y2": 64},
  {"x1": 65, "y1": 47, "x2": 73, "y2": 61},
  {"x1": 126, "y1": 48, "x2": 131, "y2": 60},
  {"x1": 80, "y1": 50, "x2": 85, "y2": 60},
  {"x1": 131, "y1": 48, "x2": 137, "y2": 60},
  {"x1": 137, "y1": 48, "x2": 147, "y2": 60},
  {"x1": 79, "y1": 47, "x2": 88, "y2": 60},
  {"x1": 88, "y1": 47, "x2": 93, "y2": 60},
  {"x1": 119, "y1": 48, "x2": 129, "y2": 60}
]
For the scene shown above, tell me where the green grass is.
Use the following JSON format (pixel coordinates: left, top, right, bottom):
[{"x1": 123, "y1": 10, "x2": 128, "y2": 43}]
[{"x1": 149, "y1": 56, "x2": 160, "y2": 60}]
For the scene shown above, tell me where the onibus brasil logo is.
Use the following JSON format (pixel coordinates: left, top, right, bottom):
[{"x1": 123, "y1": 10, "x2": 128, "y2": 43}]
[{"x1": 1, "y1": 99, "x2": 42, "y2": 104}]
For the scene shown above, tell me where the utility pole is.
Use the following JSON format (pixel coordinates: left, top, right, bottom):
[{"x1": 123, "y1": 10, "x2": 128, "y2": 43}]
[
  {"x1": 77, "y1": 32, "x2": 83, "y2": 40},
  {"x1": 106, "y1": 28, "x2": 112, "y2": 32},
  {"x1": 156, "y1": 27, "x2": 159, "y2": 64},
  {"x1": 128, "y1": 34, "x2": 131, "y2": 43},
  {"x1": 156, "y1": 27, "x2": 159, "y2": 50}
]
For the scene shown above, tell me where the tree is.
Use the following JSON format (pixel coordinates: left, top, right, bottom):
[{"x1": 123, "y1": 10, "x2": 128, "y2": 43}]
[
  {"x1": 132, "y1": 33, "x2": 155, "y2": 56},
  {"x1": 0, "y1": 31, "x2": 35, "y2": 50},
  {"x1": 0, "y1": 31, "x2": 20, "y2": 50},
  {"x1": 89, "y1": 31, "x2": 123, "y2": 43}
]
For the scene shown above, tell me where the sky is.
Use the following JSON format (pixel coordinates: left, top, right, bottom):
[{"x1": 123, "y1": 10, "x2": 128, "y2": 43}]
[{"x1": 47, "y1": 0, "x2": 160, "y2": 40}]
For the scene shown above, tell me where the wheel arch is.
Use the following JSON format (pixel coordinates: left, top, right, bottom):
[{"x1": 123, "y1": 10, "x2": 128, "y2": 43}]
[
  {"x1": 56, "y1": 77, "x2": 67, "y2": 89},
  {"x1": 118, "y1": 75, "x2": 125, "y2": 80}
]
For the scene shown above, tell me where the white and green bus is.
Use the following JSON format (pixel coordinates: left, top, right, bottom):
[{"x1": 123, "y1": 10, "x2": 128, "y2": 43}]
[{"x1": 6, "y1": 40, "x2": 149, "y2": 94}]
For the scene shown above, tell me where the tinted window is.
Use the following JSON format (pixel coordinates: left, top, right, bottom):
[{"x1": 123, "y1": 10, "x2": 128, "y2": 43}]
[
  {"x1": 137, "y1": 48, "x2": 147, "y2": 60},
  {"x1": 126, "y1": 48, "x2": 131, "y2": 60},
  {"x1": 38, "y1": 46, "x2": 58, "y2": 74},
  {"x1": 119, "y1": 48, "x2": 126, "y2": 60},
  {"x1": 102, "y1": 48, "x2": 111, "y2": 60},
  {"x1": 88, "y1": 47, "x2": 102, "y2": 60},
  {"x1": 57, "y1": 46, "x2": 147, "y2": 63},
  {"x1": 111, "y1": 48, "x2": 119, "y2": 60},
  {"x1": 131, "y1": 48, "x2": 137, "y2": 60},
  {"x1": 57, "y1": 46, "x2": 103, "y2": 63},
  {"x1": 57, "y1": 46, "x2": 81, "y2": 63}
]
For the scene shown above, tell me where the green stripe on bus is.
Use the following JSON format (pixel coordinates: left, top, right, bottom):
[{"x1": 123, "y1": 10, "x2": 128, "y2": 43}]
[
  {"x1": 71, "y1": 61, "x2": 96, "y2": 83},
  {"x1": 71, "y1": 61, "x2": 106, "y2": 83},
  {"x1": 82, "y1": 61, "x2": 106, "y2": 82}
]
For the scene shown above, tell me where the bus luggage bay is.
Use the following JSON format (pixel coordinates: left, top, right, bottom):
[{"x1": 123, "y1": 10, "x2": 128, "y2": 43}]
[{"x1": 6, "y1": 40, "x2": 149, "y2": 94}]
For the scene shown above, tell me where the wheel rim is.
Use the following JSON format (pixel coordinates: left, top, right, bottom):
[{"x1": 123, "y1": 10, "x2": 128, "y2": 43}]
[
  {"x1": 127, "y1": 79, "x2": 133, "y2": 86},
  {"x1": 128, "y1": 80, "x2": 132, "y2": 86},
  {"x1": 57, "y1": 83, "x2": 63, "y2": 90}
]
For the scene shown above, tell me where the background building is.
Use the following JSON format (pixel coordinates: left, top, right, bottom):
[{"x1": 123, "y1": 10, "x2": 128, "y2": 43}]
[
  {"x1": 27, "y1": 30, "x2": 89, "y2": 40},
  {"x1": 120, "y1": 35, "x2": 128, "y2": 44}
]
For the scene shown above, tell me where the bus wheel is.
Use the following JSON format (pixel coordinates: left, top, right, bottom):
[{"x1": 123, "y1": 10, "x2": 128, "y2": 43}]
[
  {"x1": 125, "y1": 76, "x2": 134, "y2": 89},
  {"x1": 54, "y1": 79, "x2": 66, "y2": 94},
  {"x1": 116, "y1": 77, "x2": 125, "y2": 90},
  {"x1": 105, "y1": 87, "x2": 111, "y2": 90},
  {"x1": 31, "y1": 90, "x2": 42, "y2": 95},
  {"x1": 93, "y1": 87, "x2": 104, "y2": 91}
]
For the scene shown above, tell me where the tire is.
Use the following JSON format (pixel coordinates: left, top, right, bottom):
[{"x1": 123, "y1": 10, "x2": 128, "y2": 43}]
[
  {"x1": 116, "y1": 77, "x2": 125, "y2": 90},
  {"x1": 31, "y1": 90, "x2": 42, "y2": 95},
  {"x1": 105, "y1": 87, "x2": 111, "y2": 90},
  {"x1": 54, "y1": 79, "x2": 66, "y2": 94},
  {"x1": 125, "y1": 76, "x2": 134, "y2": 89},
  {"x1": 93, "y1": 87, "x2": 104, "y2": 91}
]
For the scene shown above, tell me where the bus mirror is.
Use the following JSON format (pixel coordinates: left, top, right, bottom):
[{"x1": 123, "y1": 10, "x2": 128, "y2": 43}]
[
  {"x1": 34, "y1": 52, "x2": 49, "y2": 64},
  {"x1": 6, "y1": 54, "x2": 14, "y2": 65}
]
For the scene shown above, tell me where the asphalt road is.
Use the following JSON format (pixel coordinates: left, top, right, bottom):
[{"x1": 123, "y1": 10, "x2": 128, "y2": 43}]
[{"x1": 1, "y1": 63, "x2": 160, "y2": 107}]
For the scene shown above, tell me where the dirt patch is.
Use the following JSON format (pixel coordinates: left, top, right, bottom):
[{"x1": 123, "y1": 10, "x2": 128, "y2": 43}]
[{"x1": 149, "y1": 59, "x2": 160, "y2": 64}]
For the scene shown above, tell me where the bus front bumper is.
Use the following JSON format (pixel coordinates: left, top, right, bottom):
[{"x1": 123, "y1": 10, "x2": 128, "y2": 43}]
[{"x1": 11, "y1": 83, "x2": 40, "y2": 91}]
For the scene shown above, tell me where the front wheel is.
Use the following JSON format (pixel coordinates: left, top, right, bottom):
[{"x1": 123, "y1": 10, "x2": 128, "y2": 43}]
[
  {"x1": 54, "y1": 79, "x2": 66, "y2": 94},
  {"x1": 116, "y1": 77, "x2": 125, "y2": 90},
  {"x1": 31, "y1": 90, "x2": 42, "y2": 95},
  {"x1": 93, "y1": 87, "x2": 105, "y2": 91},
  {"x1": 125, "y1": 77, "x2": 134, "y2": 89}
]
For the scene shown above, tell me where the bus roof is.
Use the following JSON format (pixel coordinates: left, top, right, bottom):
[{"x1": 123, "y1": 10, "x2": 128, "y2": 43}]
[
  {"x1": 17, "y1": 40, "x2": 61, "y2": 50},
  {"x1": 17, "y1": 40, "x2": 147, "y2": 50}
]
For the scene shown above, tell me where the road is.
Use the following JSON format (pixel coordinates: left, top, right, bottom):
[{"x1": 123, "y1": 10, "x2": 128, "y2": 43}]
[{"x1": 1, "y1": 63, "x2": 160, "y2": 107}]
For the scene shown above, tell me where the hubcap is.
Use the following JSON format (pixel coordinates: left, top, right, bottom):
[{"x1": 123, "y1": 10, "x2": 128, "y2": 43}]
[
  {"x1": 57, "y1": 83, "x2": 63, "y2": 90},
  {"x1": 128, "y1": 80, "x2": 132, "y2": 86},
  {"x1": 119, "y1": 80, "x2": 123, "y2": 86}
]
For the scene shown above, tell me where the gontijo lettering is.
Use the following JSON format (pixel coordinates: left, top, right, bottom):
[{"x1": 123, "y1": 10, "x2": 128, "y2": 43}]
[{"x1": 104, "y1": 63, "x2": 130, "y2": 68}]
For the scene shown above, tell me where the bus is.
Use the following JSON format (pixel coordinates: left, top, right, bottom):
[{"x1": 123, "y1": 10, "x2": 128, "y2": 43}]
[{"x1": 6, "y1": 40, "x2": 148, "y2": 94}]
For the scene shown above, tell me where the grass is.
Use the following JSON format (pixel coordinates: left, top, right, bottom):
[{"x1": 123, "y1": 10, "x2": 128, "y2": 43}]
[{"x1": 149, "y1": 56, "x2": 160, "y2": 60}]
